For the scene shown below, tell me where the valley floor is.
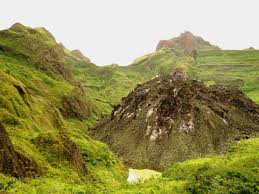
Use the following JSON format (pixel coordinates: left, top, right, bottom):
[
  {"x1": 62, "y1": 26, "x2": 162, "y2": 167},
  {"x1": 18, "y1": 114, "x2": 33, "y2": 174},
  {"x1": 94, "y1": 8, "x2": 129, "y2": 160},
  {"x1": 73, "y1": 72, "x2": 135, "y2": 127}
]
[{"x1": 0, "y1": 137, "x2": 258, "y2": 193}]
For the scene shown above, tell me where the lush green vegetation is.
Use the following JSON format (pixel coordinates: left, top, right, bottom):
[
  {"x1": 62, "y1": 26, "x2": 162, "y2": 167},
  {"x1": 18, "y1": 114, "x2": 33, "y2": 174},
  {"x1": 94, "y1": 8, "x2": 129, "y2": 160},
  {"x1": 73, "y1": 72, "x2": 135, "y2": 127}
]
[
  {"x1": 114, "y1": 138, "x2": 259, "y2": 194},
  {"x1": 193, "y1": 50, "x2": 259, "y2": 103},
  {"x1": 0, "y1": 51, "x2": 126, "y2": 193},
  {"x1": 0, "y1": 23, "x2": 258, "y2": 193}
]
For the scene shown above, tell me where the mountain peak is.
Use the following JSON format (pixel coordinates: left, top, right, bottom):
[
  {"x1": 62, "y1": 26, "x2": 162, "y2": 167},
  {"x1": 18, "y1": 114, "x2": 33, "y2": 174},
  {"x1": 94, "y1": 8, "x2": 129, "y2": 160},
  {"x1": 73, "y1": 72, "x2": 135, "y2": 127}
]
[
  {"x1": 156, "y1": 31, "x2": 219, "y2": 55},
  {"x1": 180, "y1": 31, "x2": 194, "y2": 37},
  {"x1": 10, "y1": 22, "x2": 26, "y2": 29},
  {"x1": 0, "y1": 23, "x2": 71, "y2": 80},
  {"x1": 9, "y1": 23, "x2": 56, "y2": 42},
  {"x1": 9, "y1": 22, "x2": 32, "y2": 34},
  {"x1": 71, "y1": 49, "x2": 91, "y2": 63}
]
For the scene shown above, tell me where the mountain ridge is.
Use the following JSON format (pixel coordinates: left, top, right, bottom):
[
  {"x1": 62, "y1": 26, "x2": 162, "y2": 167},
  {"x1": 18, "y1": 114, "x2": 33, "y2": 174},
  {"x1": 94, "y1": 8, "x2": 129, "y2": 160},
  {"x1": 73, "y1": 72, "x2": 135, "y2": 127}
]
[{"x1": 0, "y1": 23, "x2": 258, "y2": 193}]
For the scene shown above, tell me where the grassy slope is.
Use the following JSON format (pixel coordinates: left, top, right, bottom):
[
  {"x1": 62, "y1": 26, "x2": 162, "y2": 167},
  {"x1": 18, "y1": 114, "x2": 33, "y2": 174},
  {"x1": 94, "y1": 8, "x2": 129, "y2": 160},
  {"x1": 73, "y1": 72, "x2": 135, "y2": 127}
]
[
  {"x1": 0, "y1": 50, "x2": 126, "y2": 193},
  {"x1": 192, "y1": 50, "x2": 259, "y2": 103},
  {"x1": 1, "y1": 49, "x2": 258, "y2": 193},
  {"x1": 69, "y1": 48, "x2": 259, "y2": 193},
  {"x1": 0, "y1": 23, "x2": 258, "y2": 193},
  {"x1": 130, "y1": 49, "x2": 259, "y2": 104},
  {"x1": 115, "y1": 138, "x2": 259, "y2": 194}
]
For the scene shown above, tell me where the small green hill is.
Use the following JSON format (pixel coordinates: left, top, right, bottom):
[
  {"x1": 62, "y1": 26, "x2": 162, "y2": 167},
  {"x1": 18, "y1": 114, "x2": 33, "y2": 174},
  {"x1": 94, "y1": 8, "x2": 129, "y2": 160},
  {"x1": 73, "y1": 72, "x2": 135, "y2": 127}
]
[{"x1": 128, "y1": 48, "x2": 259, "y2": 104}]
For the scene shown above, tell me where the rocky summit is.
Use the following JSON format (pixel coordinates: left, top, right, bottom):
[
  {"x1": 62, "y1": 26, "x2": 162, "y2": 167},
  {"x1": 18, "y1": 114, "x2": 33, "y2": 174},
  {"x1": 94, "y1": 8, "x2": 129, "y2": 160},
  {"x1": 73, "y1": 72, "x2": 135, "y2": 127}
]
[
  {"x1": 91, "y1": 69, "x2": 259, "y2": 170},
  {"x1": 71, "y1": 49, "x2": 91, "y2": 63},
  {"x1": 156, "y1": 31, "x2": 219, "y2": 56}
]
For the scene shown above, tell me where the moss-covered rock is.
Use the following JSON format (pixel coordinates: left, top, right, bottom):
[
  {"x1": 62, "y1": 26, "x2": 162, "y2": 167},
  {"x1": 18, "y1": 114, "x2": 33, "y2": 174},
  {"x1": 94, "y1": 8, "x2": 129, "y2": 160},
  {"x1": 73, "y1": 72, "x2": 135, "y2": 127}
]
[
  {"x1": 60, "y1": 84, "x2": 92, "y2": 120},
  {"x1": 59, "y1": 128, "x2": 87, "y2": 173},
  {"x1": 0, "y1": 123, "x2": 41, "y2": 178}
]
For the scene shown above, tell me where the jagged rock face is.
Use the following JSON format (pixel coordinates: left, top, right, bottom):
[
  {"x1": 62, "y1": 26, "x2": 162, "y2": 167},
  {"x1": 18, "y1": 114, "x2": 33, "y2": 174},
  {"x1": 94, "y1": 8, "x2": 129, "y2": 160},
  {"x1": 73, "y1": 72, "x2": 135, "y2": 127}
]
[
  {"x1": 0, "y1": 23, "x2": 71, "y2": 80},
  {"x1": 71, "y1": 49, "x2": 91, "y2": 63},
  {"x1": 156, "y1": 31, "x2": 219, "y2": 56},
  {"x1": 0, "y1": 123, "x2": 41, "y2": 177},
  {"x1": 91, "y1": 71, "x2": 259, "y2": 170}
]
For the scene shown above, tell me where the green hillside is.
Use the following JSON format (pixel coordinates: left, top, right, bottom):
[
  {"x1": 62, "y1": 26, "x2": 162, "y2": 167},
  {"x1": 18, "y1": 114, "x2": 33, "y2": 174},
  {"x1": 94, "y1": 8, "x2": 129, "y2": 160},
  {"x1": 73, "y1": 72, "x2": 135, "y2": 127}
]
[
  {"x1": 193, "y1": 50, "x2": 259, "y2": 103},
  {"x1": 0, "y1": 24, "x2": 127, "y2": 193},
  {"x1": 0, "y1": 23, "x2": 258, "y2": 193},
  {"x1": 129, "y1": 48, "x2": 259, "y2": 104},
  {"x1": 71, "y1": 48, "x2": 259, "y2": 116},
  {"x1": 114, "y1": 138, "x2": 259, "y2": 193}
]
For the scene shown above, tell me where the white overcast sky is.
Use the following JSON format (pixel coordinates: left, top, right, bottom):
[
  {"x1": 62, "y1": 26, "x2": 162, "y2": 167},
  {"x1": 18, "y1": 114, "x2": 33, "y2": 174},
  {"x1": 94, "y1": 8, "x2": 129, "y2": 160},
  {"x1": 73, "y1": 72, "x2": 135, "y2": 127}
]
[{"x1": 1, "y1": 0, "x2": 259, "y2": 65}]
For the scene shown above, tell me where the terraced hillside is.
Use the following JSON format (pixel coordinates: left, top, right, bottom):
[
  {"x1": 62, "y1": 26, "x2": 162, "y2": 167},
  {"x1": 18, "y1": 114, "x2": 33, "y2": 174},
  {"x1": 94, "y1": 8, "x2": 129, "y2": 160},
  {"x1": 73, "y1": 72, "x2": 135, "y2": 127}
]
[
  {"x1": 192, "y1": 50, "x2": 259, "y2": 103},
  {"x1": 129, "y1": 49, "x2": 259, "y2": 104}
]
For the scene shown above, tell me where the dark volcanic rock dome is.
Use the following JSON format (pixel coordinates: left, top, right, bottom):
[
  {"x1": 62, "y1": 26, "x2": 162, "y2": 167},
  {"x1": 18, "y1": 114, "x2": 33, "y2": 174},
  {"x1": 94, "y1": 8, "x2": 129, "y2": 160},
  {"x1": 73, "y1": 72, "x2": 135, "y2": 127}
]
[{"x1": 91, "y1": 70, "x2": 259, "y2": 170}]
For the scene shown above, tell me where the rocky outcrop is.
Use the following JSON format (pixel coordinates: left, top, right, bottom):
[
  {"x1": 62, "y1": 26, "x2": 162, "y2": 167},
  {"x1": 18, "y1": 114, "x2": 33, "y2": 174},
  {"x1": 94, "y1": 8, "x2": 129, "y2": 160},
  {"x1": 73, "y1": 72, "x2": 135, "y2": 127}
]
[
  {"x1": 0, "y1": 123, "x2": 41, "y2": 177},
  {"x1": 0, "y1": 23, "x2": 71, "y2": 80},
  {"x1": 91, "y1": 70, "x2": 259, "y2": 170},
  {"x1": 156, "y1": 31, "x2": 219, "y2": 56},
  {"x1": 71, "y1": 49, "x2": 91, "y2": 63},
  {"x1": 60, "y1": 84, "x2": 92, "y2": 120},
  {"x1": 59, "y1": 128, "x2": 87, "y2": 173}
]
